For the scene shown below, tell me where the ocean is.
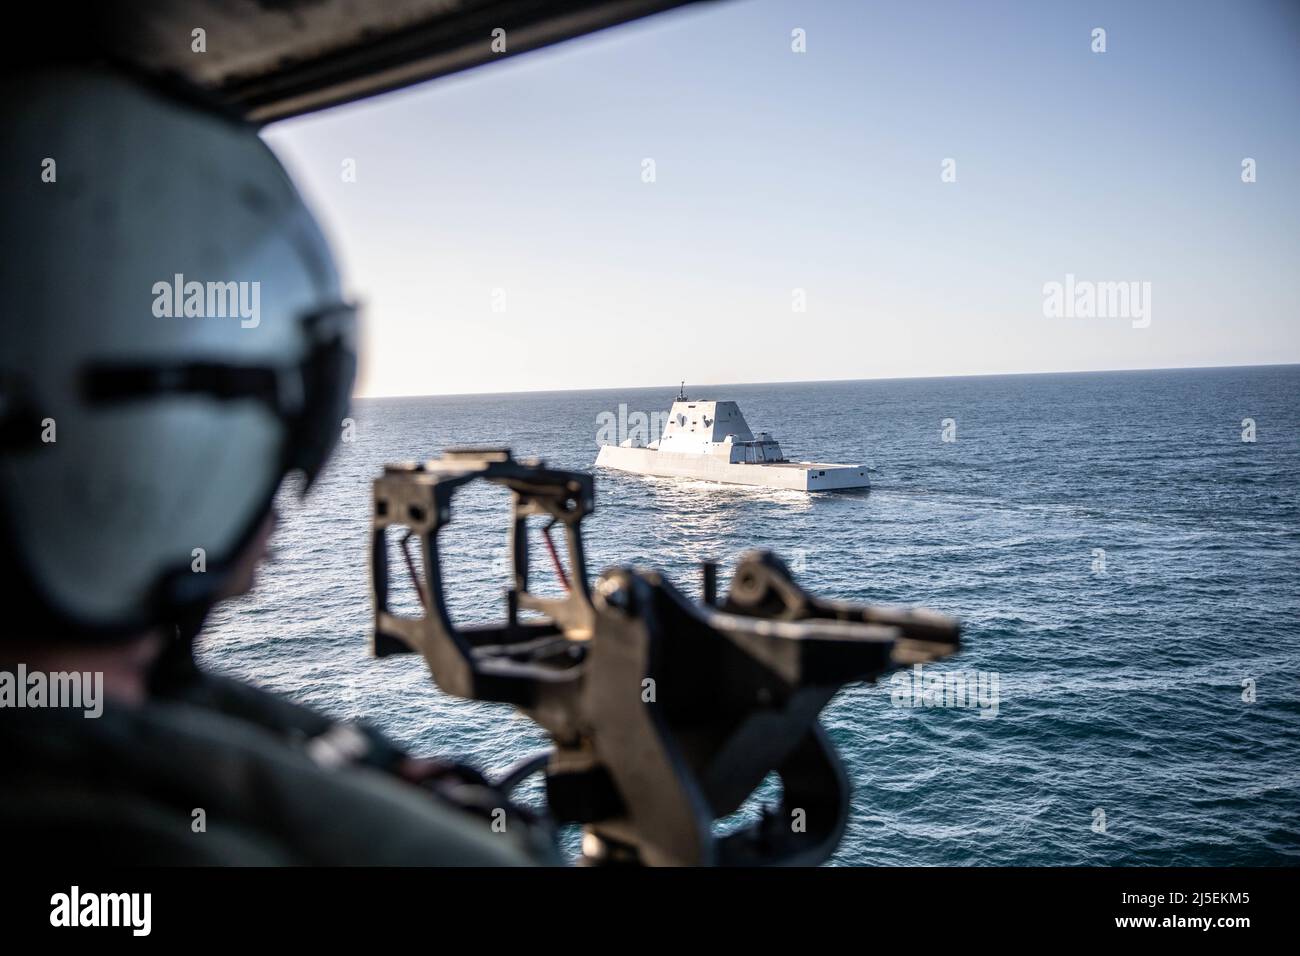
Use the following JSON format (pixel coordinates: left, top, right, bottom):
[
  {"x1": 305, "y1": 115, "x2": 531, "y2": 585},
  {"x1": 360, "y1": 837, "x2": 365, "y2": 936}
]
[{"x1": 201, "y1": 365, "x2": 1300, "y2": 865}]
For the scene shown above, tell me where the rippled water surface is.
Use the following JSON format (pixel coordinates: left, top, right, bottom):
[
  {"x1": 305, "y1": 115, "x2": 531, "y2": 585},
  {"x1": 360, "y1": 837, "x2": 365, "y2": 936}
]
[{"x1": 203, "y1": 366, "x2": 1300, "y2": 864}]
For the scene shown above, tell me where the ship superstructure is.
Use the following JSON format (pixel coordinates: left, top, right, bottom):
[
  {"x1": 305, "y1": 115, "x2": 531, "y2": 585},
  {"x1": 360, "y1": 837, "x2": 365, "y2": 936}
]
[{"x1": 596, "y1": 386, "x2": 870, "y2": 491}]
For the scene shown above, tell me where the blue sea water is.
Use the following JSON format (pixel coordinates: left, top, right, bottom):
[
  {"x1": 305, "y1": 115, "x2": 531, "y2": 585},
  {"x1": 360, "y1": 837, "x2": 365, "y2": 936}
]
[{"x1": 202, "y1": 365, "x2": 1300, "y2": 865}]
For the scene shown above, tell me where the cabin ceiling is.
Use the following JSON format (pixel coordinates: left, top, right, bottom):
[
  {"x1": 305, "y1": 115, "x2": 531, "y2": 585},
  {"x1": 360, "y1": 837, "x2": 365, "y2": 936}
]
[{"x1": 21, "y1": 0, "x2": 707, "y2": 123}]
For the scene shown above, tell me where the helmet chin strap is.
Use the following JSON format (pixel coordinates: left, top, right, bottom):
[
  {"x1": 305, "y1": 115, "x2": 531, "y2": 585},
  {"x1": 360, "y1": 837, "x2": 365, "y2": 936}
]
[
  {"x1": 146, "y1": 605, "x2": 208, "y2": 694},
  {"x1": 147, "y1": 496, "x2": 281, "y2": 695}
]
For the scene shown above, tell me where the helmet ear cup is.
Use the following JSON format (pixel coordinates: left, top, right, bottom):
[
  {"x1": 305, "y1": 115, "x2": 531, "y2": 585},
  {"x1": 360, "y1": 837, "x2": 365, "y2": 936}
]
[{"x1": 287, "y1": 306, "x2": 359, "y2": 492}]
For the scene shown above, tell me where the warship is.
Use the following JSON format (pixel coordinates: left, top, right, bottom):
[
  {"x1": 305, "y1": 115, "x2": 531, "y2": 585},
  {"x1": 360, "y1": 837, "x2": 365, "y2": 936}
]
[{"x1": 596, "y1": 385, "x2": 870, "y2": 491}]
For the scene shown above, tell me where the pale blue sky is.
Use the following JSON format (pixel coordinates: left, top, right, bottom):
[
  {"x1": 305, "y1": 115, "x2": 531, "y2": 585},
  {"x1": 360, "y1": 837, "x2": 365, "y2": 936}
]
[{"x1": 263, "y1": 0, "x2": 1300, "y2": 398}]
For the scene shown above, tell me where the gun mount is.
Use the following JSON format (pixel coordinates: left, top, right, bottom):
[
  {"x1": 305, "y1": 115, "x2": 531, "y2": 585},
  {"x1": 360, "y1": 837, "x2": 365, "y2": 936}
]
[{"x1": 370, "y1": 448, "x2": 960, "y2": 865}]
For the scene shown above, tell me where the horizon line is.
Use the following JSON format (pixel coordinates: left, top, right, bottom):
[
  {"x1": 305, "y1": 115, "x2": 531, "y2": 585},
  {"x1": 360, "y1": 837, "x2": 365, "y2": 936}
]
[{"x1": 355, "y1": 360, "x2": 1300, "y2": 402}]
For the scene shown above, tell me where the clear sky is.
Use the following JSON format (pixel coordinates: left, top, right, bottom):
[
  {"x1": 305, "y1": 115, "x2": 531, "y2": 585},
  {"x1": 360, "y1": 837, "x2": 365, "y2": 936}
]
[{"x1": 263, "y1": 0, "x2": 1300, "y2": 399}]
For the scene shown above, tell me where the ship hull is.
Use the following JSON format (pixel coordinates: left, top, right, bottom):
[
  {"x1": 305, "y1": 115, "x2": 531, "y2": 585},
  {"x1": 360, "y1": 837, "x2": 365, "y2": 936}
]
[{"x1": 595, "y1": 446, "x2": 870, "y2": 491}]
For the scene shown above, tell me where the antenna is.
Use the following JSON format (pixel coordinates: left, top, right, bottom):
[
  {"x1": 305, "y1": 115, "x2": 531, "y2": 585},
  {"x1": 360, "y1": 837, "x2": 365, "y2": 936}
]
[{"x1": 677, "y1": 380, "x2": 687, "y2": 401}]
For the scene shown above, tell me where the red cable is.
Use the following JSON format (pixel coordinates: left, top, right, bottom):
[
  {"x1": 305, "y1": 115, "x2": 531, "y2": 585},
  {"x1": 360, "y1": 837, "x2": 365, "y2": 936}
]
[
  {"x1": 541, "y1": 524, "x2": 571, "y2": 592},
  {"x1": 399, "y1": 531, "x2": 430, "y2": 611}
]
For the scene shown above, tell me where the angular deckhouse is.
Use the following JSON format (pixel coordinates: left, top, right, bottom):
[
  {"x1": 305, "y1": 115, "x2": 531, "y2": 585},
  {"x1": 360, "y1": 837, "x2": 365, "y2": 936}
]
[{"x1": 596, "y1": 390, "x2": 870, "y2": 491}]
